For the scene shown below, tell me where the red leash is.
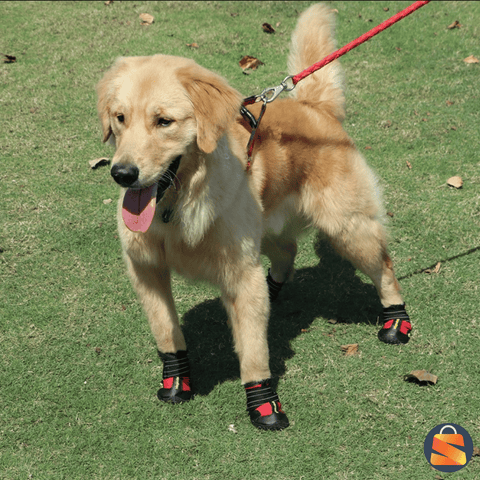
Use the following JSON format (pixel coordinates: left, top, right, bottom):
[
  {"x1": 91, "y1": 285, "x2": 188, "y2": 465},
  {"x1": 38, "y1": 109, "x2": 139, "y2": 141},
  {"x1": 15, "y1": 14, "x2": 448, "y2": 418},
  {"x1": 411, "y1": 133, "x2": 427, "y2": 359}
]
[
  {"x1": 242, "y1": 0, "x2": 430, "y2": 170},
  {"x1": 292, "y1": 1, "x2": 430, "y2": 85}
]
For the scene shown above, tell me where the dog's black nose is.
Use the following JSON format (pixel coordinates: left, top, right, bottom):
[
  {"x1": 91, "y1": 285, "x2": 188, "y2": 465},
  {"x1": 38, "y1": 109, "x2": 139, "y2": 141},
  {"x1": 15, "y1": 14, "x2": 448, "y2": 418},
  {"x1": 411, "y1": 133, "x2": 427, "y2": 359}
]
[{"x1": 111, "y1": 164, "x2": 139, "y2": 187}]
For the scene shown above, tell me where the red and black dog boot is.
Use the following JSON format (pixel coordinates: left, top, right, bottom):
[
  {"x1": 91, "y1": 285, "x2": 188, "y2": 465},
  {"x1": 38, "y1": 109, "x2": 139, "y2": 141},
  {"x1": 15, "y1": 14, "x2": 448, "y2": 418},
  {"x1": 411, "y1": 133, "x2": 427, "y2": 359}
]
[
  {"x1": 157, "y1": 350, "x2": 194, "y2": 404},
  {"x1": 266, "y1": 270, "x2": 284, "y2": 302},
  {"x1": 378, "y1": 304, "x2": 412, "y2": 345},
  {"x1": 245, "y1": 379, "x2": 290, "y2": 431}
]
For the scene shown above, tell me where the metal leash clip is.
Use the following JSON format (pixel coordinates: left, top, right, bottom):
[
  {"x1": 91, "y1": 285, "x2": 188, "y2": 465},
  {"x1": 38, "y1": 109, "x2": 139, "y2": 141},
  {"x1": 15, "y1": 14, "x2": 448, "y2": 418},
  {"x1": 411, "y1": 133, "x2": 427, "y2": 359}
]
[
  {"x1": 241, "y1": 75, "x2": 296, "y2": 172},
  {"x1": 258, "y1": 75, "x2": 296, "y2": 103}
]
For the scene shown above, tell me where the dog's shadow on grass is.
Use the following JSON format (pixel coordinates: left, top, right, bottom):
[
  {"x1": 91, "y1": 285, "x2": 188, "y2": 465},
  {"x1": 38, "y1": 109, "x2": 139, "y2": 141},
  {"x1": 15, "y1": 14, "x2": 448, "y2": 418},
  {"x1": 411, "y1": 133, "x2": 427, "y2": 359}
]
[{"x1": 182, "y1": 238, "x2": 381, "y2": 397}]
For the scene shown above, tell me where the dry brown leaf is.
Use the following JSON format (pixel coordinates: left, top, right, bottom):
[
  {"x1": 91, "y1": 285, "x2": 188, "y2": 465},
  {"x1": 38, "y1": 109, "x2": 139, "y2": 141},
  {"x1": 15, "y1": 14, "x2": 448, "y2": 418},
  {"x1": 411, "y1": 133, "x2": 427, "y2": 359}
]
[
  {"x1": 365, "y1": 146, "x2": 372, "y2": 150},
  {"x1": 262, "y1": 23, "x2": 275, "y2": 34},
  {"x1": 139, "y1": 13, "x2": 154, "y2": 25},
  {"x1": 447, "y1": 20, "x2": 461, "y2": 29},
  {"x1": 446, "y1": 100, "x2": 454, "y2": 106},
  {"x1": 387, "y1": 211, "x2": 394, "y2": 218},
  {"x1": 89, "y1": 157, "x2": 110, "y2": 169},
  {"x1": 384, "y1": 7, "x2": 389, "y2": 12},
  {"x1": 239, "y1": 55, "x2": 264, "y2": 71},
  {"x1": 103, "y1": 199, "x2": 113, "y2": 205},
  {"x1": 473, "y1": 446, "x2": 480, "y2": 457},
  {"x1": 186, "y1": 43, "x2": 199, "y2": 49},
  {"x1": 405, "y1": 370, "x2": 438, "y2": 385},
  {"x1": 447, "y1": 176, "x2": 463, "y2": 188},
  {"x1": 406, "y1": 160, "x2": 412, "y2": 169},
  {"x1": 104, "y1": 0, "x2": 114, "y2": 5},
  {"x1": 1, "y1": 53, "x2": 16, "y2": 63},
  {"x1": 464, "y1": 55, "x2": 479, "y2": 64},
  {"x1": 424, "y1": 262, "x2": 441, "y2": 274},
  {"x1": 341, "y1": 344, "x2": 359, "y2": 356}
]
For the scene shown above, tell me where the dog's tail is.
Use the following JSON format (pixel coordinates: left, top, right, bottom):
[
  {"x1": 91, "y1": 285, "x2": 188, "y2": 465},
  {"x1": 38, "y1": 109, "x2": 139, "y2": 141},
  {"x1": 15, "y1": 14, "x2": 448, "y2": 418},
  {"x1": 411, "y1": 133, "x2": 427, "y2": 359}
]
[{"x1": 287, "y1": 4, "x2": 345, "y2": 122}]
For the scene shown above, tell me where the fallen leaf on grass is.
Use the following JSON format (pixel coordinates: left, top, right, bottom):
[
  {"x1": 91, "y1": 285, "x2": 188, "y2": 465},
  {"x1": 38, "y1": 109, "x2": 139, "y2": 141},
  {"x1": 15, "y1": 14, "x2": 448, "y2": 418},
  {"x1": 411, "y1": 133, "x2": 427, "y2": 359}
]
[
  {"x1": 228, "y1": 424, "x2": 238, "y2": 434},
  {"x1": 473, "y1": 446, "x2": 480, "y2": 457},
  {"x1": 364, "y1": 146, "x2": 372, "y2": 150},
  {"x1": 424, "y1": 262, "x2": 441, "y2": 275},
  {"x1": 447, "y1": 176, "x2": 463, "y2": 188},
  {"x1": 447, "y1": 20, "x2": 461, "y2": 29},
  {"x1": 262, "y1": 23, "x2": 275, "y2": 34},
  {"x1": 139, "y1": 13, "x2": 154, "y2": 25},
  {"x1": 404, "y1": 370, "x2": 438, "y2": 385},
  {"x1": 1, "y1": 53, "x2": 16, "y2": 63},
  {"x1": 186, "y1": 43, "x2": 199, "y2": 49},
  {"x1": 104, "y1": 0, "x2": 114, "y2": 5},
  {"x1": 239, "y1": 55, "x2": 264, "y2": 71},
  {"x1": 341, "y1": 344, "x2": 359, "y2": 356},
  {"x1": 89, "y1": 157, "x2": 110, "y2": 169},
  {"x1": 103, "y1": 199, "x2": 113, "y2": 205},
  {"x1": 406, "y1": 160, "x2": 412, "y2": 170},
  {"x1": 464, "y1": 55, "x2": 479, "y2": 64}
]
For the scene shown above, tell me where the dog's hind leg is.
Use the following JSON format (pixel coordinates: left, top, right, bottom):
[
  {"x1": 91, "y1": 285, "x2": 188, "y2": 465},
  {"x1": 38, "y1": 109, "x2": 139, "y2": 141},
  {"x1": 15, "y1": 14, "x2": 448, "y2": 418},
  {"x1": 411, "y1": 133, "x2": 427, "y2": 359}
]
[
  {"x1": 322, "y1": 214, "x2": 412, "y2": 344},
  {"x1": 221, "y1": 264, "x2": 289, "y2": 430},
  {"x1": 125, "y1": 256, "x2": 194, "y2": 403}
]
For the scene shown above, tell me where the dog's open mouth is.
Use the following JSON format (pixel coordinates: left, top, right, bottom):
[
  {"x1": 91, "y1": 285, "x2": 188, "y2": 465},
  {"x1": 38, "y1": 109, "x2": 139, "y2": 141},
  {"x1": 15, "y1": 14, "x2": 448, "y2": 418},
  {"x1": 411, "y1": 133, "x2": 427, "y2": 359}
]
[{"x1": 122, "y1": 156, "x2": 181, "y2": 233}]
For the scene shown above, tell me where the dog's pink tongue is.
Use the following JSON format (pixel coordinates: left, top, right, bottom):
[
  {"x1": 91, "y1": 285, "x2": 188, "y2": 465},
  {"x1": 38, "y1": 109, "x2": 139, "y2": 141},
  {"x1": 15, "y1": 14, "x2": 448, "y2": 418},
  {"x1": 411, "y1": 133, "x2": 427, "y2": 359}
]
[{"x1": 122, "y1": 184, "x2": 158, "y2": 233}]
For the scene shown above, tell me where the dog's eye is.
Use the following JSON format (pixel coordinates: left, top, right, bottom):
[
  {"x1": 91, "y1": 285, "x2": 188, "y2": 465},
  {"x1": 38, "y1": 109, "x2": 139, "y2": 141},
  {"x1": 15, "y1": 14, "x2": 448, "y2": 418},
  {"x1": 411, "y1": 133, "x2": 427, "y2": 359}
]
[
  {"x1": 117, "y1": 114, "x2": 125, "y2": 123},
  {"x1": 157, "y1": 118, "x2": 173, "y2": 127}
]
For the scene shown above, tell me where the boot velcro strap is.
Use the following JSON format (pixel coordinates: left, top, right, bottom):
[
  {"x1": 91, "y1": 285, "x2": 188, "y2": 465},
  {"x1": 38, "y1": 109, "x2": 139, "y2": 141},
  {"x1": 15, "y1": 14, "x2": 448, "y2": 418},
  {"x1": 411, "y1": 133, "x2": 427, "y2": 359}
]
[
  {"x1": 245, "y1": 381, "x2": 280, "y2": 411},
  {"x1": 159, "y1": 351, "x2": 190, "y2": 379},
  {"x1": 266, "y1": 270, "x2": 284, "y2": 301},
  {"x1": 383, "y1": 304, "x2": 410, "y2": 323}
]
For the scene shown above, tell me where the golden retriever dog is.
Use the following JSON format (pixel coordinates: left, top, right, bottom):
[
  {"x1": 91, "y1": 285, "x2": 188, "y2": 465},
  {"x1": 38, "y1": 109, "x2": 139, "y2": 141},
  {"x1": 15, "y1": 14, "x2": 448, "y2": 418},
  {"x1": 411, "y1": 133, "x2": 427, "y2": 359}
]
[{"x1": 96, "y1": 3, "x2": 412, "y2": 431}]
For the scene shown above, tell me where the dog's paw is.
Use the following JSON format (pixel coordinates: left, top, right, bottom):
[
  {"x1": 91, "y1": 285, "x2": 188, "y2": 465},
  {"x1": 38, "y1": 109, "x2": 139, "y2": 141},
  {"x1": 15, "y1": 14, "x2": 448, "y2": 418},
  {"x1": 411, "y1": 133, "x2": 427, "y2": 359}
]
[
  {"x1": 157, "y1": 350, "x2": 194, "y2": 403},
  {"x1": 378, "y1": 304, "x2": 412, "y2": 345},
  {"x1": 245, "y1": 379, "x2": 290, "y2": 431},
  {"x1": 157, "y1": 376, "x2": 194, "y2": 404},
  {"x1": 248, "y1": 401, "x2": 290, "y2": 431}
]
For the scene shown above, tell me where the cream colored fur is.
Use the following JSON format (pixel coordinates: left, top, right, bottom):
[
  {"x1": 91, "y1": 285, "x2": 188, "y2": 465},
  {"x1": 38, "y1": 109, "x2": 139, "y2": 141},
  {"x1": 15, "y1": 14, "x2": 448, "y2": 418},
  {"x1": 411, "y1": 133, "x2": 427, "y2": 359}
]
[{"x1": 96, "y1": 3, "x2": 404, "y2": 385}]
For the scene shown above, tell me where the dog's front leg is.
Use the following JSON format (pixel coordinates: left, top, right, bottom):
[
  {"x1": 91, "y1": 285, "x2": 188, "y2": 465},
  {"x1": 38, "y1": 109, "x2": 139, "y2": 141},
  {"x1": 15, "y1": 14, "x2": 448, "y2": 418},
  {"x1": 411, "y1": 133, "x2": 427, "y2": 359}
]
[
  {"x1": 125, "y1": 255, "x2": 193, "y2": 403},
  {"x1": 222, "y1": 264, "x2": 289, "y2": 430}
]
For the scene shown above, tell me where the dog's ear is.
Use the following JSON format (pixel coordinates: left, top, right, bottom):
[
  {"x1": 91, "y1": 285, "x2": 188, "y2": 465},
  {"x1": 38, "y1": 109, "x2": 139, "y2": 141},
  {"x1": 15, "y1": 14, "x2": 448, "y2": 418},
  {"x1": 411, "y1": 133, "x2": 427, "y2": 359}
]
[
  {"x1": 96, "y1": 63, "x2": 121, "y2": 144},
  {"x1": 177, "y1": 65, "x2": 243, "y2": 154}
]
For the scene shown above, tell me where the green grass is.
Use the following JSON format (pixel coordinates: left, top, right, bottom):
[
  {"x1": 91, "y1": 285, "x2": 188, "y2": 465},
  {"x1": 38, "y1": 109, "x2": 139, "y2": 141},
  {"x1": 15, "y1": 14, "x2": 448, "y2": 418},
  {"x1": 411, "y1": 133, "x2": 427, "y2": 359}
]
[{"x1": 1, "y1": 1, "x2": 479, "y2": 479}]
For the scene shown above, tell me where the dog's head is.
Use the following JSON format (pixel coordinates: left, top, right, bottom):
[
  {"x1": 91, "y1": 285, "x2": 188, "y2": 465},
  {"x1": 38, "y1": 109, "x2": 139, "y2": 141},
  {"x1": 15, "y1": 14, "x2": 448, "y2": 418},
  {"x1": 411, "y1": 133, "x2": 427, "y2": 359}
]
[{"x1": 96, "y1": 54, "x2": 242, "y2": 190}]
